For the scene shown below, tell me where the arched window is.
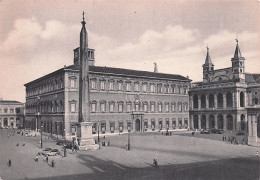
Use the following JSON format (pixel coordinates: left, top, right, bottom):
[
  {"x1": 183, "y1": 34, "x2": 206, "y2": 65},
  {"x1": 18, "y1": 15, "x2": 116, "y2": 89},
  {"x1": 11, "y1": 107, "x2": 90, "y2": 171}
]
[
  {"x1": 209, "y1": 94, "x2": 214, "y2": 108},
  {"x1": 217, "y1": 93, "x2": 223, "y2": 108},
  {"x1": 209, "y1": 115, "x2": 215, "y2": 129},
  {"x1": 193, "y1": 115, "x2": 198, "y2": 129},
  {"x1": 226, "y1": 92, "x2": 233, "y2": 108},
  {"x1": 201, "y1": 115, "x2": 206, "y2": 129},
  {"x1": 240, "y1": 92, "x2": 245, "y2": 107},
  {"x1": 217, "y1": 114, "x2": 224, "y2": 129},
  {"x1": 227, "y1": 114, "x2": 233, "y2": 130},
  {"x1": 193, "y1": 95, "x2": 198, "y2": 109},
  {"x1": 201, "y1": 94, "x2": 206, "y2": 108}
]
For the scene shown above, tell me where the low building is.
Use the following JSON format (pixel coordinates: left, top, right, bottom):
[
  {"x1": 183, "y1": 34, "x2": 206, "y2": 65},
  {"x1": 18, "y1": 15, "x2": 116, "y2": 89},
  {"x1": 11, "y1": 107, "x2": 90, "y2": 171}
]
[
  {"x1": 0, "y1": 100, "x2": 25, "y2": 128},
  {"x1": 24, "y1": 17, "x2": 191, "y2": 140}
]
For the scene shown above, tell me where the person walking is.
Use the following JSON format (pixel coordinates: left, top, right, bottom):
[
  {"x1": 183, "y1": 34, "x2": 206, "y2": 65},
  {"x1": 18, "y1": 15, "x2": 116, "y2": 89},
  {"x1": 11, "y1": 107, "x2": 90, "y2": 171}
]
[
  {"x1": 35, "y1": 155, "x2": 38, "y2": 162},
  {"x1": 7, "y1": 159, "x2": 11, "y2": 167},
  {"x1": 46, "y1": 155, "x2": 48, "y2": 163},
  {"x1": 51, "y1": 160, "x2": 55, "y2": 167}
]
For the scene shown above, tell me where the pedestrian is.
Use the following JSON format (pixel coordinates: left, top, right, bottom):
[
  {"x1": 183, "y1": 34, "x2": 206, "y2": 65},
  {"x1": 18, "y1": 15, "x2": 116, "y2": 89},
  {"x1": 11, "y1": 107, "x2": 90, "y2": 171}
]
[
  {"x1": 51, "y1": 160, "x2": 55, "y2": 167},
  {"x1": 35, "y1": 155, "x2": 38, "y2": 162},
  {"x1": 46, "y1": 155, "x2": 48, "y2": 163},
  {"x1": 223, "y1": 136, "x2": 225, "y2": 141},
  {"x1": 153, "y1": 159, "x2": 159, "y2": 168},
  {"x1": 22, "y1": 143, "x2": 25, "y2": 146},
  {"x1": 242, "y1": 139, "x2": 245, "y2": 145},
  {"x1": 7, "y1": 159, "x2": 11, "y2": 167},
  {"x1": 16, "y1": 143, "x2": 19, "y2": 147}
]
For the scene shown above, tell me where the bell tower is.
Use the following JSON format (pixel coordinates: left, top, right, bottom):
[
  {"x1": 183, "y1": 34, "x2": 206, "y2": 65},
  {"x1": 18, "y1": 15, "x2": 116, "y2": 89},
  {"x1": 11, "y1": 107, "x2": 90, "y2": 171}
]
[
  {"x1": 231, "y1": 39, "x2": 245, "y2": 82},
  {"x1": 202, "y1": 46, "x2": 214, "y2": 83}
]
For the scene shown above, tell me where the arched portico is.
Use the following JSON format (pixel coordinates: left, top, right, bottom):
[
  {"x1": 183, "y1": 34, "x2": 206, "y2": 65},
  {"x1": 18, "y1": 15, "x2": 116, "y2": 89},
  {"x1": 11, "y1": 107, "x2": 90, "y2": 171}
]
[
  {"x1": 227, "y1": 114, "x2": 233, "y2": 130},
  {"x1": 209, "y1": 115, "x2": 215, "y2": 129},
  {"x1": 217, "y1": 114, "x2": 224, "y2": 129},
  {"x1": 201, "y1": 115, "x2": 206, "y2": 129},
  {"x1": 257, "y1": 116, "x2": 260, "y2": 138},
  {"x1": 193, "y1": 115, "x2": 199, "y2": 129}
]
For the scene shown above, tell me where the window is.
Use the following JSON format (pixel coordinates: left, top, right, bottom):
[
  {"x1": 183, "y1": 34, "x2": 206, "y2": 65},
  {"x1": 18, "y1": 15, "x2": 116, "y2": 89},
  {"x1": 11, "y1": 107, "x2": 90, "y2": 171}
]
[
  {"x1": 134, "y1": 102, "x2": 140, "y2": 111},
  {"x1": 184, "y1": 103, "x2": 188, "y2": 112},
  {"x1": 109, "y1": 101, "x2": 115, "y2": 112},
  {"x1": 178, "y1": 118, "x2": 182, "y2": 128},
  {"x1": 126, "y1": 82, "x2": 131, "y2": 91},
  {"x1": 118, "y1": 102, "x2": 124, "y2": 112},
  {"x1": 165, "y1": 119, "x2": 169, "y2": 128},
  {"x1": 144, "y1": 121, "x2": 148, "y2": 129},
  {"x1": 70, "y1": 101, "x2": 76, "y2": 112},
  {"x1": 142, "y1": 83, "x2": 147, "y2": 92},
  {"x1": 150, "y1": 102, "x2": 155, "y2": 112},
  {"x1": 178, "y1": 102, "x2": 182, "y2": 112},
  {"x1": 165, "y1": 102, "x2": 169, "y2": 112},
  {"x1": 109, "y1": 81, "x2": 115, "y2": 91},
  {"x1": 172, "y1": 118, "x2": 176, "y2": 129},
  {"x1": 183, "y1": 86, "x2": 187, "y2": 94},
  {"x1": 4, "y1": 108, "x2": 8, "y2": 113},
  {"x1": 143, "y1": 102, "x2": 148, "y2": 112},
  {"x1": 119, "y1": 122, "x2": 123, "y2": 132},
  {"x1": 151, "y1": 120, "x2": 155, "y2": 130},
  {"x1": 118, "y1": 81, "x2": 123, "y2": 91},
  {"x1": 100, "y1": 101, "x2": 106, "y2": 112},
  {"x1": 126, "y1": 102, "x2": 132, "y2": 112},
  {"x1": 184, "y1": 118, "x2": 188, "y2": 128},
  {"x1": 10, "y1": 109, "x2": 14, "y2": 114},
  {"x1": 171, "y1": 103, "x2": 176, "y2": 112},
  {"x1": 90, "y1": 79, "x2": 97, "y2": 89},
  {"x1": 171, "y1": 85, "x2": 175, "y2": 93},
  {"x1": 127, "y1": 122, "x2": 132, "y2": 131},
  {"x1": 16, "y1": 108, "x2": 20, "y2": 113},
  {"x1": 157, "y1": 84, "x2": 162, "y2": 93},
  {"x1": 150, "y1": 84, "x2": 156, "y2": 93},
  {"x1": 70, "y1": 77, "x2": 76, "y2": 88},
  {"x1": 101, "y1": 123, "x2": 106, "y2": 132},
  {"x1": 158, "y1": 102, "x2": 162, "y2": 112},
  {"x1": 165, "y1": 84, "x2": 169, "y2": 93},
  {"x1": 110, "y1": 122, "x2": 115, "y2": 132},
  {"x1": 100, "y1": 81, "x2": 106, "y2": 91},
  {"x1": 134, "y1": 82, "x2": 139, "y2": 92},
  {"x1": 91, "y1": 101, "x2": 96, "y2": 112}
]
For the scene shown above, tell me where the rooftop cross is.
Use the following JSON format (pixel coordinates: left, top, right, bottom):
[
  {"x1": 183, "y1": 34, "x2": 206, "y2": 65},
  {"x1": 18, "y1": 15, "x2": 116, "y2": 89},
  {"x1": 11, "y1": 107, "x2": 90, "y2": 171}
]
[{"x1": 82, "y1": 11, "x2": 85, "y2": 21}]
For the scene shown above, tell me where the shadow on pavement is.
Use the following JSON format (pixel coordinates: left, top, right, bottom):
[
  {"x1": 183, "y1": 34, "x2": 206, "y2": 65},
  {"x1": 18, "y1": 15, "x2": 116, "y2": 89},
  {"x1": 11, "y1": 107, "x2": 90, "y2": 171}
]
[{"x1": 27, "y1": 156, "x2": 260, "y2": 180}]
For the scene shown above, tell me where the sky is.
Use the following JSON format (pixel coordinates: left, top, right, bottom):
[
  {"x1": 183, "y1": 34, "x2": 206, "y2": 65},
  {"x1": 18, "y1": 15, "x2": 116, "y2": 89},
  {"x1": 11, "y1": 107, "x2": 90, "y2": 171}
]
[{"x1": 0, "y1": 0, "x2": 259, "y2": 103}]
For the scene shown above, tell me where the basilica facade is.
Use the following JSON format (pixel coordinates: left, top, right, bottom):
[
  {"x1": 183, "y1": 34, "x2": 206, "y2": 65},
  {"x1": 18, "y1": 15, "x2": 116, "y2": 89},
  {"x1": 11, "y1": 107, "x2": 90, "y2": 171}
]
[
  {"x1": 189, "y1": 43, "x2": 260, "y2": 146},
  {"x1": 24, "y1": 17, "x2": 190, "y2": 140}
]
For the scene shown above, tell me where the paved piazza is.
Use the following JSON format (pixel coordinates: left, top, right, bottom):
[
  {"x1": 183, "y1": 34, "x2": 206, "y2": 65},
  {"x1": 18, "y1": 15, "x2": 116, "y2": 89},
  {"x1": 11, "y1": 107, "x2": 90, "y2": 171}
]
[{"x1": 0, "y1": 129, "x2": 259, "y2": 180}]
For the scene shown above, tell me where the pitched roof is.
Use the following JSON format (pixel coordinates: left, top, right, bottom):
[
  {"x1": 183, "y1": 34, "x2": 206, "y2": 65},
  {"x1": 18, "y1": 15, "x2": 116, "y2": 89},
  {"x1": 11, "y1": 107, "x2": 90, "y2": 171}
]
[
  {"x1": 89, "y1": 66, "x2": 191, "y2": 81},
  {"x1": 245, "y1": 73, "x2": 260, "y2": 84}
]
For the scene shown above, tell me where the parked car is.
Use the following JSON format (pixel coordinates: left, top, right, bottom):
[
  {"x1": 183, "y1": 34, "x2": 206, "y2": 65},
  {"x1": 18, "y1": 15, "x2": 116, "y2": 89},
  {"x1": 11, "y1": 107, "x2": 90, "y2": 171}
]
[
  {"x1": 46, "y1": 149, "x2": 60, "y2": 156},
  {"x1": 42, "y1": 148, "x2": 52, "y2": 155},
  {"x1": 200, "y1": 129, "x2": 210, "y2": 134}
]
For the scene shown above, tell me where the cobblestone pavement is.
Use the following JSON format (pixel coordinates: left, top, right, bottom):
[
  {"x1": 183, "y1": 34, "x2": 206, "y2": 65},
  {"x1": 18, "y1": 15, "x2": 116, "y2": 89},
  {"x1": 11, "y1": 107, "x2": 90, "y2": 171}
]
[{"x1": 0, "y1": 129, "x2": 259, "y2": 180}]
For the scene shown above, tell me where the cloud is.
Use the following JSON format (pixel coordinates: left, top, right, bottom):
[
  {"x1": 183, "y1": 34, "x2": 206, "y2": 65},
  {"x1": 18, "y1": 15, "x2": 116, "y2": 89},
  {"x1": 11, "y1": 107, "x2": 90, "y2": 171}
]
[{"x1": 0, "y1": 18, "x2": 259, "y2": 102}]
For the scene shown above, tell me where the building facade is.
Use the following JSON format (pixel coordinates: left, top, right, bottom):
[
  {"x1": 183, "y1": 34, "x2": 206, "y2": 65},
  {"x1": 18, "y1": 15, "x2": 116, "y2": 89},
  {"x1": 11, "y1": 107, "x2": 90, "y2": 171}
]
[
  {"x1": 24, "y1": 17, "x2": 191, "y2": 140},
  {"x1": 0, "y1": 100, "x2": 25, "y2": 128},
  {"x1": 189, "y1": 43, "x2": 260, "y2": 146}
]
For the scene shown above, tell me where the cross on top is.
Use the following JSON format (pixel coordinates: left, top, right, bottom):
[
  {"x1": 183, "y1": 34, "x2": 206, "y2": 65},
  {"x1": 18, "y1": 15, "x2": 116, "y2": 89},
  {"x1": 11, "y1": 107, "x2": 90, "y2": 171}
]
[
  {"x1": 235, "y1": 39, "x2": 238, "y2": 43},
  {"x1": 82, "y1": 11, "x2": 85, "y2": 21},
  {"x1": 206, "y1": 44, "x2": 209, "y2": 51}
]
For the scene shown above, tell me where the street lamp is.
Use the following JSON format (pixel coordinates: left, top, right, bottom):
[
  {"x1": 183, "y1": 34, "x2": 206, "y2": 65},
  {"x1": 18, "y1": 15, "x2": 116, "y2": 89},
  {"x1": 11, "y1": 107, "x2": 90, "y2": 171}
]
[
  {"x1": 128, "y1": 129, "x2": 130, "y2": 150},
  {"x1": 97, "y1": 120, "x2": 100, "y2": 143},
  {"x1": 40, "y1": 125, "x2": 43, "y2": 148}
]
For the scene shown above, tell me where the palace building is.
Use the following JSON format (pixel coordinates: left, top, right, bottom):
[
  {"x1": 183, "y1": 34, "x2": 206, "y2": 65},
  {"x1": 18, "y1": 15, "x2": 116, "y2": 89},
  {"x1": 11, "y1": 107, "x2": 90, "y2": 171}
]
[
  {"x1": 189, "y1": 43, "x2": 260, "y2": 146},
  {"x1": 0, "y1": 100, "x2": 25, "y2": 128},
  {"x1": 24, "y1": 16, "x2": 191, "y2": 140}
]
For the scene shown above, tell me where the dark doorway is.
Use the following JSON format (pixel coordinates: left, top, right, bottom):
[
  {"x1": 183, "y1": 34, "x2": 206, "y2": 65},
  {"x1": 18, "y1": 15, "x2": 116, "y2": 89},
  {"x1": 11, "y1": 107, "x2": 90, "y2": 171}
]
[
  {"x1": 135, "y1": 119, "x2": 140, "y2": 132},
  {"x1": 4, "y1": 118, "x2": 8, "y2": 127},
  {"x1": 194, "y1": 115, "x2": 199, "y2": 129},
  {"x1": 217, "y1": 114, "x2": 224, "y2": 129},
  {"x1": 209, "y1": 115, "x2": 215, "y2": 129},
  {"x1": 201, "y1": 115, "x2": 206, "y2": 129}
]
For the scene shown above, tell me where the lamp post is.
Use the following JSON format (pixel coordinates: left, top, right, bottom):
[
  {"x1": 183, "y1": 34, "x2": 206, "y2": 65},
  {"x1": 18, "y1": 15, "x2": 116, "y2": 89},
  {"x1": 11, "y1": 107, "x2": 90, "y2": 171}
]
[
  {"x1": 40, "y1": 125, "x2": 43, "y2": 148},
  {"x1": 128, "y1": 129, "x2": 130, "y2": 150},
  {"x1": 97, "y1": 120, "x2": 100, "y2": 143}
]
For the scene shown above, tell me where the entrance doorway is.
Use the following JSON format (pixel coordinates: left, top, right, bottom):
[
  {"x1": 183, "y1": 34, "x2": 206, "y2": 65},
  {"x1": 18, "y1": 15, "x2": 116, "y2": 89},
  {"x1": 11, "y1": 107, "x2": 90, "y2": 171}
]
[{"x1": 135, "y1": 119, "x2": 140, "y2": 132}]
